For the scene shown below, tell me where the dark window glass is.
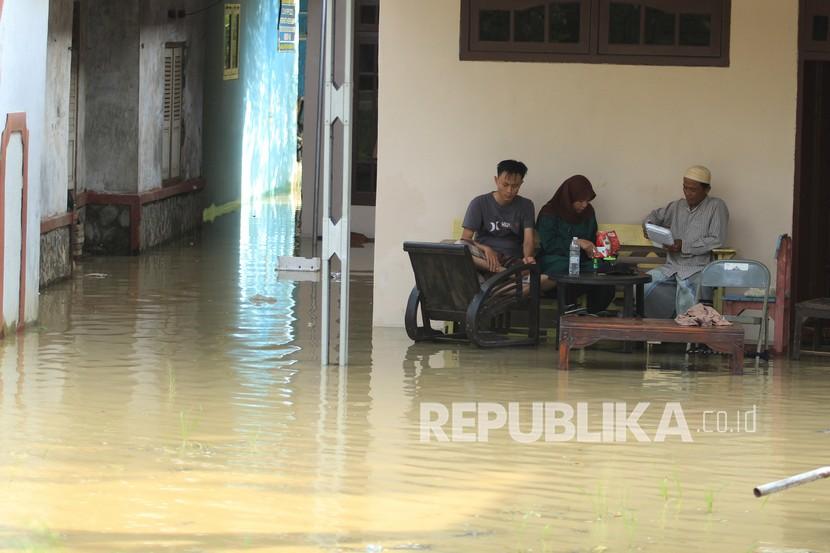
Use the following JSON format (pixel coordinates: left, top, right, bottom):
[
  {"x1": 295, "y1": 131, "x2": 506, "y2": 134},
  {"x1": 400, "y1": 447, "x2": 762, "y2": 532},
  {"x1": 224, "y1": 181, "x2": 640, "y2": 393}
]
[
  {"x1": 355, "y1": 164, "x2": 375, "y2": 193},
  {"x1": 645, "y1": 7, "x2": 675, "y2": 45},
  {"x1": 224, "y1": 18, "x2": 231, "y2": 68},
  {"x1": 515, "y1": 4, "x2": 545, "y2": 42},
  {"x1": 813, "y1": 15, "x2": 829, "y2": 41},
  {"x1": 609, "y1": 3, "x2": 641, "y2": 45},
  {"x1": 480, "y1": 9, "x2": 511, "y2": 41},
  {"x1": 679, "y1": 13, "x2": 712, "y2": 46},
  {"x1": 360, "y1": 5, "x2": 378, "y2": 26},
  {"x1": 462, "y1": 0, "x2": 729, "y2": 66},
  {"x1": 358, "y1": 75, "x2": 375, "y2": 91},
  {"x1": 355, "y1": 100, "x2": 377, "y2": 162},
  {"x1": 359, "y1": 44, "x2": 377, "y2": 73},
  {"x1": 549, "y1": 2, "x2": 581, "y2": 43}
]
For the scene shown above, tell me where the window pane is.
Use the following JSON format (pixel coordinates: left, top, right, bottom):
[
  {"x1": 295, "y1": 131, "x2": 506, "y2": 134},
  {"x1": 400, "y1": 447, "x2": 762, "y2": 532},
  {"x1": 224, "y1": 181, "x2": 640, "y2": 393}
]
[
  {"x1": 813, "y1": 15, "x2": 829, "y2": 41},
  {"x1": 224, "y1": 16, "x2": 231, "y2": 69},
  {"x1": 360, "y1": 4, "x2": 378, "y2": 26},
  {"x1": 359, "y1": 44, "x2": 376, "y2": 73},
  {"x1": 515, "y1": 4, "x2": 545, "y2": 42},
  {"x1": 609, "y1": 3, "x2": 641, "y2": 45},
  {"x1": 479, "y1": 9, "x2": 510, "y2": 41},
  {"x1": 645, "y1": 7, "x2": 675, "y2": 45},
  {"x1": 355, "y1": 164, "x2": 376, "y2": 193},
  {"x1": 358, "y1": 75, "x2": 375, "y2": 91},
  {"x1": 232, "y1": 15, "x2": 240, "y2": 68},
  {"x1": 549, "y1": 2, "x2": 580, "y2": 43},
  {"x1": 679, "y1": 13, "x2": 712, "y2": 46}
]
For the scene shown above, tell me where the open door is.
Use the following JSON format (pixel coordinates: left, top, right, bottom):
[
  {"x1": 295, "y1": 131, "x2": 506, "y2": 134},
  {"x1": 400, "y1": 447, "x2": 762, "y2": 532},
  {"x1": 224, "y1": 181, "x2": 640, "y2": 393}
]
[{"x1": 794, "y1": 1, "x2": 830, "y2": 305}]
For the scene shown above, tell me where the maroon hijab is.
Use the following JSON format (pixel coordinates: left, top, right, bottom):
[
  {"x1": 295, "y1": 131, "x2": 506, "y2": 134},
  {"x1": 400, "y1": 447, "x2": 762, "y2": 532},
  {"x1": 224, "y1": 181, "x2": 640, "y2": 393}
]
[{"x1": 538, "y1": 175, "x2": 597, "y2": 225}]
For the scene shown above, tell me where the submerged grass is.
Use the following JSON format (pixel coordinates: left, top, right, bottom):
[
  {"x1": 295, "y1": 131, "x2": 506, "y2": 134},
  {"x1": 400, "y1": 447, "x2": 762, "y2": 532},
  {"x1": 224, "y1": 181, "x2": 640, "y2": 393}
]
[{"x1": 178, "y1": 405, "x2": 204, "y2": 453}]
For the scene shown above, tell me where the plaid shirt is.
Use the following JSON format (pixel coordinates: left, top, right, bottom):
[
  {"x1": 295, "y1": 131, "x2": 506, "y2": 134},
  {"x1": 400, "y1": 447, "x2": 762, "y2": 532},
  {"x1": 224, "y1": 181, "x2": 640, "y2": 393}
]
[{"x1": 643, "y1": 196, "x2": 729, "y2": 280}]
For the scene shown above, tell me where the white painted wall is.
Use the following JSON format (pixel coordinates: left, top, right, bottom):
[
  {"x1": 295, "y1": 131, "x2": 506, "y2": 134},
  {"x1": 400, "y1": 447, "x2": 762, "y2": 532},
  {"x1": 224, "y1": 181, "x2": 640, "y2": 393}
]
[
  {"x1": 0, "y1": 0, "x2": 49, "y2": 326},
  {"x1": 3, "y1": 136, "x2": 23, "y2": 326},
  {"x1": 42, "y1": 0, "x2": 73, "y2": 218},
  {"x1": 372, "y1": 0, "x2": 798, "y2": 327}
]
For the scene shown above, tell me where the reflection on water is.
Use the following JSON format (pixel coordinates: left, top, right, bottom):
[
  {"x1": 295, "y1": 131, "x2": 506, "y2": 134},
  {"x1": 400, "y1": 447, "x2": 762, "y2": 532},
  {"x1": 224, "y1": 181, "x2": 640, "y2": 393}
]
[
  {"x1": 2, "y1": 205, "x2": 830, "y2": 552},
  {"x1": 240, "y1": 0, "x2": 299, "y2": 202}
]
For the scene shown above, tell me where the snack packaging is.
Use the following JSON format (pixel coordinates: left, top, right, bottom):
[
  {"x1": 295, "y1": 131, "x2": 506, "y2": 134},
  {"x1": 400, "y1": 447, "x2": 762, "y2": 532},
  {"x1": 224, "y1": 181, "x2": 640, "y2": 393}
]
[{"x1": 595, "y1": 230, "x2": 621, "y2": 259}]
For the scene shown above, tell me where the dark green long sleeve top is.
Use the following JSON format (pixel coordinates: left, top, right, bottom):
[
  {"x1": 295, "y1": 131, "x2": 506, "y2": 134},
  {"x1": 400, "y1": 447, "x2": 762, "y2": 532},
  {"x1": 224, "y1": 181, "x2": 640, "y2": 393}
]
[{"x1": 536, "y1": 213, "x2": 598, "y2": 276}]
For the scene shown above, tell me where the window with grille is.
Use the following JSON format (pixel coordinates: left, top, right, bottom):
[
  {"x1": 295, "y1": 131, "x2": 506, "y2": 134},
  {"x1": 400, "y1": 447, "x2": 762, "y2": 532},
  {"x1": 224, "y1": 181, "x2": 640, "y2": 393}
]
[
  {"x1": 803, "y1": 0, "x2": 830, "y2": 53},
  {"x1": 224, "y1": 3, "x2": 241, "y2": 80},
  {"x1": 163, "y1": 44, "x2": 184, "y2": 182},
  {"x1": 460, "y1": 0, "x2": 730, "y2": 66}
]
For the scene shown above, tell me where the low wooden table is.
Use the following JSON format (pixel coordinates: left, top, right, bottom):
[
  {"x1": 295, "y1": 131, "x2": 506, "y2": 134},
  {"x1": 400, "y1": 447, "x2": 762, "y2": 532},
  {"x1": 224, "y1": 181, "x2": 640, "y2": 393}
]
[
  {"x1": 555, "y1": 272, "x2": 651, "y2": 352},
  {"x1": 558, "y1": 316, "x2": 746, "y2": 374}
]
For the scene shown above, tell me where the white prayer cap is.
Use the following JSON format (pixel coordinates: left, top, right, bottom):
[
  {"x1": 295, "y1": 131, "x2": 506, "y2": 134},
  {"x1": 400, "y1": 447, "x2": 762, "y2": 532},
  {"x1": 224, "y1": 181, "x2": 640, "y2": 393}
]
[{"x1": 684, "y1": 165, "x2": 711, "y2": 185}]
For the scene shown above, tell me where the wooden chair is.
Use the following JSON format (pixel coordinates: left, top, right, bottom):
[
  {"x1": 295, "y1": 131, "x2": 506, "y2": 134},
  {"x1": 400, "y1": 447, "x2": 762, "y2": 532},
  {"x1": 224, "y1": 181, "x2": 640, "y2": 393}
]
[
  {"x1": 721, "y1": 235, "x2": 791, "y2": 354},
  {"x1": 792, "y1": 298, "x2": 830, "y2": 360},
  {"x1": 403, "y1": 241, "x2": 541, "y2": 347}
]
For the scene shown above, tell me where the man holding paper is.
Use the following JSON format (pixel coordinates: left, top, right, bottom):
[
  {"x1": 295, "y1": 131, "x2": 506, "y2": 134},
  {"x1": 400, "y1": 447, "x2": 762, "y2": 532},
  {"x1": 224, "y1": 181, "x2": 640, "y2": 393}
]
[{"x1": 641, "y1": 165, "x2": 729, "y2": 317}]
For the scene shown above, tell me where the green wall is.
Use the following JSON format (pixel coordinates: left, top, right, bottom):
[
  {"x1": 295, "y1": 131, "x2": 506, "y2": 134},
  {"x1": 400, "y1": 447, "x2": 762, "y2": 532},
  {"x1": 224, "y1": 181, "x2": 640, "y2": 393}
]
[{"x1": 203, "y1": 0, "x2": 299, "y2": 209}]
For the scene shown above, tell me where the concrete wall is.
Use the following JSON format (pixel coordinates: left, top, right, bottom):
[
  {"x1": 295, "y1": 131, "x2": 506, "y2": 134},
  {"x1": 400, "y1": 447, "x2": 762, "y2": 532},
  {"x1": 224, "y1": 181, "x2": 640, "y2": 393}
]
[
  {"x1": 372, "y1": 0, "x2": 799, "y2": 327},
  {"x1": 202, "y1": 1, "x2": 244, "y2": 207},
  {"x1": 80, "y1": 0, "x2": 205, "y2": 195},
  {"x1": 42, "y1": 0, "x2": 73, "y2": 217},
  {"x1": 80, "y1": 0, "x2": 140, "y2": 193},
  {"x1": 138, "y1": 0, "x2": 205, "y2": 192},
  {"x1": 0, "y1": 0, "x2": 49, "y2": 326}
]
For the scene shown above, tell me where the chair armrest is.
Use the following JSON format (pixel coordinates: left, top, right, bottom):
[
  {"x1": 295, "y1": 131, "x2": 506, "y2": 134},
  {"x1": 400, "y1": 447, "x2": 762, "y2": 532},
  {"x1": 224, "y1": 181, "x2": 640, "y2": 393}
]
[
  {"x1": 479, "y1": 262, "x2": 540, "y2": 298},
  {"x1": 467, "y1": 263, "x2": 542, "y2": 347}
]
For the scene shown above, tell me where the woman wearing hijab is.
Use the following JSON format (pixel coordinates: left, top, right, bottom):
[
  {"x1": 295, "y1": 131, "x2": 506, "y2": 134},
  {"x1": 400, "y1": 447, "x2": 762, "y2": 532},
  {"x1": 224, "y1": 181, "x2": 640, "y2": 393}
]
[{"x1": 537, "y1": 175, "x2": 614, "y2": 313}]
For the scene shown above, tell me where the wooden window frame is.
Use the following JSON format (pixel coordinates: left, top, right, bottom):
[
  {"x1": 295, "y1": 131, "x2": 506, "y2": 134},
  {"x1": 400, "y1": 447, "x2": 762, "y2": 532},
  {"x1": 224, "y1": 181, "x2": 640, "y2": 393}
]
[
  {"x1": 224, "y1": 3, "x2": 241, "y2": 80},
  {"x1": 460, "y1": 0, "x2": 730, "y2": 67},
  {"x1": 163, "y1": 43, "x2": 185, "y2": 185},
  {"x1": 802, "y1": 0, "x2": 830, "y2": 53}
]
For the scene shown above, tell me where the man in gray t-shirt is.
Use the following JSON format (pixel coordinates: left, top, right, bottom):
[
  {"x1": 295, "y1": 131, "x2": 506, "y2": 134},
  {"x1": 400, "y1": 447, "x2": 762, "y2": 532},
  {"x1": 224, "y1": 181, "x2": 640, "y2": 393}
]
[{"x1": 461, "y1": 160, "x2": 537, "y2": 273}]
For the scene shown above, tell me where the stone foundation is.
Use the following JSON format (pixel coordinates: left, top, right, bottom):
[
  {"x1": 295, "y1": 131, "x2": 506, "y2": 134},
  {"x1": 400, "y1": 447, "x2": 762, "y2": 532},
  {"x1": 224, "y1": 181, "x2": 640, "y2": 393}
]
[
  {"x1": 39, "y1": 226, "x2": 72, "y2": 288},
  {"x1": 140, "y1": 190, "x2": 203, "y2": 251},
  {"x1": 84, "y1": 204, "x2": 132, "y2": 255},
  {"x1": 82, "y1": 186, "x2": 204, "y2": 255}
]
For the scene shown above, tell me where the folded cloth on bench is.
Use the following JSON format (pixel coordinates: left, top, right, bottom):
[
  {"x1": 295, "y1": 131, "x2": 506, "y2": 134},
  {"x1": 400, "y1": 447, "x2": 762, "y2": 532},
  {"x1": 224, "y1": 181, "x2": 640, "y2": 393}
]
[{"x1": 675, "y1": 303, "x2": 732, "y2": 327}]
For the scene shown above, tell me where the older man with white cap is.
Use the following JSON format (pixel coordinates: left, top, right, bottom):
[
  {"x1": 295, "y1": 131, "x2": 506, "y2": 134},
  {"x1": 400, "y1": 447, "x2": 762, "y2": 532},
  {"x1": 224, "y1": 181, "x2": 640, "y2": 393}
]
[{"x1": 642, "y1": 165, "x2": 730, "y2": 318}]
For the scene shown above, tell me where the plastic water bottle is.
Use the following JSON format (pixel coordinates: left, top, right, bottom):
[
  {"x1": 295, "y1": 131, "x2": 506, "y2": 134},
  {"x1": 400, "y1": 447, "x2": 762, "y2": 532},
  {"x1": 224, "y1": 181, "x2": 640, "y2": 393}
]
[{"x1": 569, "y1": 237, "x2": 580, "y2": 276}]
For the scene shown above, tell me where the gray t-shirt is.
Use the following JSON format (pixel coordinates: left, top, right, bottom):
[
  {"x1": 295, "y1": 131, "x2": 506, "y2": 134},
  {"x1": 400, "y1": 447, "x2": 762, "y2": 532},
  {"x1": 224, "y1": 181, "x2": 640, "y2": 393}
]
[{"x1": 462, "y1": 193, "x2": 536, "y2": 258}]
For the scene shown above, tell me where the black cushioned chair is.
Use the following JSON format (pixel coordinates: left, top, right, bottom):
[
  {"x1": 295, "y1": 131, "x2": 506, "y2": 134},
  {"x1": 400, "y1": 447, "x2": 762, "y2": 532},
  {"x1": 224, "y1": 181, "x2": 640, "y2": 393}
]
[{"x1": 403, "y1": 241, "x2": 540, "y2": 347}]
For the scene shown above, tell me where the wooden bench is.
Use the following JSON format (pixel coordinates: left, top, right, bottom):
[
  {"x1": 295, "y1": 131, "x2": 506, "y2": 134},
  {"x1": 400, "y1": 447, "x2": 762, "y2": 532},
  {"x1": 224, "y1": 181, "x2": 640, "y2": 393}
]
[{"x1": 558, "y1": 316, "x2": 746, "y2": 374}]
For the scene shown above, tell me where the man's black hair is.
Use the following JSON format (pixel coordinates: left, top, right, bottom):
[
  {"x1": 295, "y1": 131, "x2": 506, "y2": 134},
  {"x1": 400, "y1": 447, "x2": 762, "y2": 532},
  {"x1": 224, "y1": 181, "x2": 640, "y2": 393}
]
[{"x1": 497, "y1": 159, "x2": 528, "y2": 178}]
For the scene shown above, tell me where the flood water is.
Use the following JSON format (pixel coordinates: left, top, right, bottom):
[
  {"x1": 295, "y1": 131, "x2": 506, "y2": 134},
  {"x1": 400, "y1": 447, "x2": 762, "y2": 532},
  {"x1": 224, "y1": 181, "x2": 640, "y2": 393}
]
[{"x1": 1, "y1": 200, "x2": 829, "y2": 552}]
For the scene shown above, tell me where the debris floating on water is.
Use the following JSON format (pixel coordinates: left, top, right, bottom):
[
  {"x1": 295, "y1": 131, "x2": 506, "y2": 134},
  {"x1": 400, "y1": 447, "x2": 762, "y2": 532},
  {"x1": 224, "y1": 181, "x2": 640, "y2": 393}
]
[{"x1": 249, "y1": 294, "x2": 277, "y2": 305}]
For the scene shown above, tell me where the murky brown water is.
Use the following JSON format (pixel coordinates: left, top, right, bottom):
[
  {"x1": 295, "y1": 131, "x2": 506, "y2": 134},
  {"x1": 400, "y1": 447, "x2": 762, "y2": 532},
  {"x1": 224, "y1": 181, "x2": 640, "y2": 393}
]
[{"x1": 2, "y1": 201, "x2": 830, "y2": 552}]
